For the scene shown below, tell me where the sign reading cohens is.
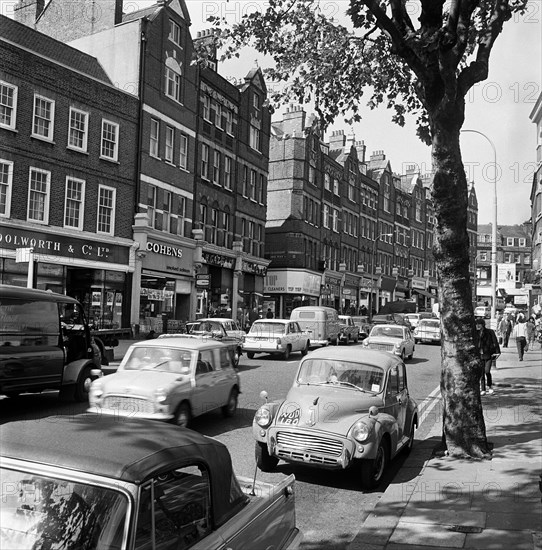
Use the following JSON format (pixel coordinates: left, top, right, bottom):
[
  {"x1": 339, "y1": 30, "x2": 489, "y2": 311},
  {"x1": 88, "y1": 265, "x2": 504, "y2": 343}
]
[{"x1": 146, "y1": 242, "x2": 183, "y2": 258}]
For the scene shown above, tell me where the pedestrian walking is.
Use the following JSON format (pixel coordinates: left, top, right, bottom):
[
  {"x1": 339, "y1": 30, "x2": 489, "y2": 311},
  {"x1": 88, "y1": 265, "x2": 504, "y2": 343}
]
[
  {"x1": 526, "y1": 317, "x2": 536, "y2": 350},
  {"x1": 266, "y1": 308, "x2": 274, "y2": 319},
  {"x1": 498, "y1": 314, "x2": 513, "y2": 348},
  {"x1": 474, "y1": 318, "x2": 500, "y2": 395},
  {"x1": 512, "y1": 316, "x2": 528, "y2": 361}
]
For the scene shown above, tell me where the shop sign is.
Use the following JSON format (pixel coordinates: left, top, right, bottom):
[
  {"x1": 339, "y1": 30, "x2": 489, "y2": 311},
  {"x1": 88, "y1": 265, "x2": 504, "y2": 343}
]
[
  {"x1": 203, "y1": 251, "x2": 234, "y2": 269},
  {"x1": 146, "y1": 241, "x2": 183, "y2": 258},
  {"x1": 242, "y1": 261, "x2": 267, "y2": 276},
  {"x1": 196, "y1": 274, "x2": 211, "y2": 289},
  {"x1": 0, "y1": 227, "x2": 129, "y2": 265},
  {"x1": 342, "y1": 288, "x2": 353, "y2": 296},
  {"x1": 265, "y1": 271, "x2": 321, "y2": 296},
  {"x1": 411, "y1": 277, "x2": 426, "y2": 290}
]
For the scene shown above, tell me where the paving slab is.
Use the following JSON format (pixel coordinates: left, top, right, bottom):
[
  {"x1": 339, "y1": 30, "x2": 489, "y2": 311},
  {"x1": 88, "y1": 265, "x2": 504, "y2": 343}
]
[
  {"x1": 400, "y1": 508, "x2": 486, "y2": 528},
  {"x1": 389, "y1": 521, "x2": 466, "y2": 548},
  {"x1": 486, "y1": 511, "x2": 542, "y2": 531},
  {"x1": 464, "y1": 528, "x2": 537, "y2": 550}
]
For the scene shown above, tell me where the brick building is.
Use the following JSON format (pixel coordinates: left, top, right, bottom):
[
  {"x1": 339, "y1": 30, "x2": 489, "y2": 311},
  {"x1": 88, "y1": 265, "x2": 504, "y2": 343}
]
[
  {"x1": 0, "y1": 14, "x2": 139, "y2": 328},
  {"x1": 12, "y1": 0, "x2": 272, "y2": 331}
]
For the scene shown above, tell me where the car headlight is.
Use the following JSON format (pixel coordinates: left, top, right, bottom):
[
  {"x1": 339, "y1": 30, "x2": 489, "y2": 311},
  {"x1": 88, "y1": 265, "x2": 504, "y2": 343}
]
[
  {"x1": 394, "y1": 342, "x2": 401, "y2": 350},
  {"x1": 351, "y1": 420, "x2": 372, "y2": 442},
  {"x1": 255, "y1": 406, "x2": 272, "y2": 428},
  {"x1": 89, "y1": 379, "x2": 103, "y2": 400},
  {"x1": 362, "y1": 340, "x2": 369, "y2": 347},
  {"x1": 154, "y1": 388, "x2": 167, "y2": 404}
]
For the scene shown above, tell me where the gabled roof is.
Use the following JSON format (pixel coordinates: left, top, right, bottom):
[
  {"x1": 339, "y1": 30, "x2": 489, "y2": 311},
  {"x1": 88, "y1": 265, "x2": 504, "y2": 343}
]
[
  {"x1": 122, "y1": 3, "x2": 163, "y2": 23},
  {"x1": 0, "y1": 14, "x2": 112, "y2": 84}
]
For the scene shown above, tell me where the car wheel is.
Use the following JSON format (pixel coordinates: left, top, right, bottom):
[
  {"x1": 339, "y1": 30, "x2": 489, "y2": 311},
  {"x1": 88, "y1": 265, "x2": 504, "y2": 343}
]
[
  {"x1": 404, "y1": 418, "x2": 416, "y2": 455},
  {"x1": 233, "y1": 348, "x2": 241, "y2": 367},
  {"x1": 360, "y1": 438, "x2": 389, "y2": 489},
  {"x1": 247, "y1": 352, "x2": 255, "y2": 359},
  {"x1": 408, "y1": 350, "x2": 414, "y2": 360},
  {"x1": 255, "y1": 441, "x2": 279, "y2": 472},
  {"x1": 354, "y1": 334, "x2": 359, "y2": 343},
  {"x1": 74, "y1": 367, "x2": 92, "y2": 402},
  {"x1": 282, "y1": 346, "x2": 291, "y2": 360},
  {"x1": 173, "y1": 402, "x2": 192, "y2": 428},
  {"x1": 222, "y1": 388, "x2": 239, "y2": 418},
  {"x1": 400, "y1": 350, "x2": 406, "y2": 361},
  {"x1": 301, "y1": 341, "x2": 309, "y2": 356}
]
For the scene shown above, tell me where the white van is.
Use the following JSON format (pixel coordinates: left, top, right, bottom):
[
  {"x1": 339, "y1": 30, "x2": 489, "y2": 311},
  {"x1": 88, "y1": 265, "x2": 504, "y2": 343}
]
[{"x1": 290, "y1": 306, "x2": 340, "y2": 347}]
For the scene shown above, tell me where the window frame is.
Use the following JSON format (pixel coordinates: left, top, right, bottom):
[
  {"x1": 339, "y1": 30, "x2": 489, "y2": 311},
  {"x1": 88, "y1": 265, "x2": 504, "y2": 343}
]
[
  {"x1": 169, "y1": 19, "x2": 181, "y2": 45},
  {"x1": 64, "y1": 176, "x2": 85, "y2": 230},
  {"x1": 27, "y1": 167, "x2": 51, "y2": 224},
  {"x1": 67, "y1": 107, "x2": 89, "y2": 152},
  {"x1": 179, "y1": 134, "x2": 188, "y2": 169},
  {"x1": 249, "y1": 125, "x2": 261, "y2": 152},
  {"x1": 97, "y1": 184, "x2": 116, "y2": 235},
  {"x1": 32, "y1": 94, "x2": 55, "y2": 141},
  {"x1": 165, "y1": 66, "x2": 182, "y2": 103},
  {"x1": 0, "y1": 81, "x2": 18, "y2": 131},
  {"x1": 150, "y1": 118, "x2": 160, "y2": 158},
  {"x1": 201, "y1": 144, "x2": 210, "y2": 180},
  {"x1": 100, "y1": 119, "x2": 119, "y2": 162},
  {"x1": 224, "y1": 156, "x2": 232, "y2": 190},
  {"x1": 165, "y1": 126, "x2": 175, "y2": 163},
  {"x1": 0, "y1": 159, "x2": 14, "y2": 218}
]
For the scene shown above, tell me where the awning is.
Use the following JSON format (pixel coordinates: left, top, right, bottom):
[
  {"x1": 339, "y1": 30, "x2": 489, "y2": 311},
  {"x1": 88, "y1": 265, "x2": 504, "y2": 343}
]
[{"x1": 412, "y1": 289, "x2": 434, "y2": 299}]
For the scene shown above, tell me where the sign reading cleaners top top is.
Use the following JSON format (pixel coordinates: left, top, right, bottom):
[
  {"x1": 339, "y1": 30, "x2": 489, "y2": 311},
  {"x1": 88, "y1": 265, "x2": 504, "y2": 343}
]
[{"x1": 0, "y1": 227, "x2": 130, "y2": 265}]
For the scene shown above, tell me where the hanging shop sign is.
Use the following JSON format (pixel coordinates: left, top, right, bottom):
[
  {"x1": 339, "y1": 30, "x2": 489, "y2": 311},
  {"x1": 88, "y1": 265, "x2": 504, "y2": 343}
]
[
  {"x1": 196, "y1": 274, "x2": 211, "y2": 289},
  {"x1": 242, "y1": 260, "x2": 267, "y2": 276},
  {"x1": 203, "y1": 251, "x2": 234, "y2": 269}
]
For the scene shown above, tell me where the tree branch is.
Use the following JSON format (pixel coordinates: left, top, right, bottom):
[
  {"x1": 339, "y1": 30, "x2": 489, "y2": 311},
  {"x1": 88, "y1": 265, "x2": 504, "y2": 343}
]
[
  {"x1": 457, "y1": 0, "x2": 513, "y2": 95},
  {"x1": 390, "y1": 0, "x2": 415, "y2": 33}
]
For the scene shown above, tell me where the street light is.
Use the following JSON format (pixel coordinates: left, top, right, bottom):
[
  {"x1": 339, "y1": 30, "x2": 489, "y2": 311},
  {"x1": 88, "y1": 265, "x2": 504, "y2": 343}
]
[
  {"x1": 461, "y1": 129, "x2": 497, "y2": 322},
  {"x1": 370, "y1": 233, "x2": 394, "y2": 319}
]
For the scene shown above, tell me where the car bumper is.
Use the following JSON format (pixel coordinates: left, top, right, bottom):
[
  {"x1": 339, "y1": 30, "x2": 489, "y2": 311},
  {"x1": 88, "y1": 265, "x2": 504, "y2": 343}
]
[
  {"x1": 242, "y1": 342, "x2": 286, "y2": 353},
  {"x1": 87, "y1": 405, "x2": 173, "y2": 421},
  {"x1": 416, "y1": 333, "x2": 440, "y2": 342}
]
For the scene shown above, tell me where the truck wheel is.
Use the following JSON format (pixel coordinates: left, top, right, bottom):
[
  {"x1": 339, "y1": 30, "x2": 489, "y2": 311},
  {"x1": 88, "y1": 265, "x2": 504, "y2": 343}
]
[
  {"x1": 282, "y1": 346, "x2": 291, "y2": 360},
  {"x1": 301, "y1": 341, "x2": 309, "y2": 356},
  {"x1": 222, "y1": 388, "x2": 238, "y2": 417},
  {"x1": 360, "y1": 438, "x2": 389, "y2": 489},
  {"x1": 255, "y1": 442, "x2": 279, "y2": 472},
  {"x1": 247, "y1": 352, "x2": 255, "y2": 359},
  {"x1": 173, "y1": 402, "x2": 192, "y2": 428},
  {"x1": 74, "y1": 367, "x2": 92, "y2": 402}
]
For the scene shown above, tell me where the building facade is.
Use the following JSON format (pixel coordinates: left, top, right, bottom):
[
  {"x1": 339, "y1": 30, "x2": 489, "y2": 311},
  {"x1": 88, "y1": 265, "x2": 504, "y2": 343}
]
[{"x1": 0, "y1": 14, "x2": 139, "y2": 329}]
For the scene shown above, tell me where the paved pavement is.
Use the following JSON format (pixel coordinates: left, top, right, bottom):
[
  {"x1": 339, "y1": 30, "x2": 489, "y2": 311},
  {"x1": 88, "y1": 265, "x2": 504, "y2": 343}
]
[
  {"x1": 347, "y1": 343, "x2": 542, "y2": 550},
  {"x1": 105, "y1": 338, "x2": 542, "y2": 549}
]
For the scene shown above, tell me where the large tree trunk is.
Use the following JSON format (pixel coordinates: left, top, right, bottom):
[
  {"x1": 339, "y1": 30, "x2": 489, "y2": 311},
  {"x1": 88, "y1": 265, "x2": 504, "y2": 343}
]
[{"x1": 429, "y1": 102, "x2": 491, "y2": 459}]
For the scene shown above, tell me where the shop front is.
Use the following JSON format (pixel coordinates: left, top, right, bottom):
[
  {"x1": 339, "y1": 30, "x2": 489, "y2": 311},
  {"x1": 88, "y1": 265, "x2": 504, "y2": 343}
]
[
  {"x1": 0, "y1": 226, "x2": 135, "y2": 328},
  {"x1": 135, "y1": 238, "x2": 194, "y2": 334},
  {"x1": 341, "y1": 274, "x2": 360, "y2": 315},
  {"x1": 264, "y1": 268, "x2": 321, "y2": 318}
]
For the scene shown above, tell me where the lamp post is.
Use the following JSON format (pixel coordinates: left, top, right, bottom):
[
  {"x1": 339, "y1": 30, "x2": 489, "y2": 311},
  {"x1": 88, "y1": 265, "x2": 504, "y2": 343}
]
[
  {"x1": 461, "y1": 129, "x2": 497, "y2": 322},
  {"x1": 370, "y1": 233, "x2": 394, "y2": 320},
  {"x1": 339, "y1": 262, "x2": 347, "y2": 314}
]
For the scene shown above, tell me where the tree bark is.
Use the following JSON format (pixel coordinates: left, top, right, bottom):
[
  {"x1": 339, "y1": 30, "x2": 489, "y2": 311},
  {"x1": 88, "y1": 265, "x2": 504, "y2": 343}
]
[{"x1": 429, "y1": 100, "x2": 491, "y2": 459}]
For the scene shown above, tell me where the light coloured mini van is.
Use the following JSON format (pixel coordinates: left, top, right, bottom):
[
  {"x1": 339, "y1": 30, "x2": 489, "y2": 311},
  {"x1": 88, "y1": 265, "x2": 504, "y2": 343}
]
[{"x1": 290, "y1": 306, "x2": 340, "y2": 347}]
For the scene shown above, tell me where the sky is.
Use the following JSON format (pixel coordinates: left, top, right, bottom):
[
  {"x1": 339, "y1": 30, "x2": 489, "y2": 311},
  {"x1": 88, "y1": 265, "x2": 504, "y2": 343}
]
[{"x1": 2, "y1": 0, "x2": 540, "y2": 226}]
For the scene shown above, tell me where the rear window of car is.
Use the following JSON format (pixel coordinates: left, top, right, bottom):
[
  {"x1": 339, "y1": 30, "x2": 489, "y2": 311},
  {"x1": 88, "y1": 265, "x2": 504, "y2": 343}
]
[
  {"x1": 250, "y1": 322, "x2": 286, "y2": 335},
  {"x1": 296, "y1": 311, "x2": 316, "y2": 319}
]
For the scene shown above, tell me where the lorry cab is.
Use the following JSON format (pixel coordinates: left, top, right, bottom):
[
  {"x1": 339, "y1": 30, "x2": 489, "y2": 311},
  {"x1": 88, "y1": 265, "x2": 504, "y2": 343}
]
[
  {"x1": 0, "y1": 284, "x2": 102, "y2": 401},
  {"x1": 290, "y1": 306, "x2": 340, "y2": 347}
]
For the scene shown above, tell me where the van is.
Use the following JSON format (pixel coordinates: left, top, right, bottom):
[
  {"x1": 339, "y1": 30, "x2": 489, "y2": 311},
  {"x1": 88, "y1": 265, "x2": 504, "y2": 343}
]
[
  {"x1": 290, "y1": 306, "x2": 340, "y2": 347},
  {"x1": 0, "y1": 284, "x2": 102, "y2": 401},
  {"x1": 474, "y1": 306, "x2": 491, "y2": 319}
]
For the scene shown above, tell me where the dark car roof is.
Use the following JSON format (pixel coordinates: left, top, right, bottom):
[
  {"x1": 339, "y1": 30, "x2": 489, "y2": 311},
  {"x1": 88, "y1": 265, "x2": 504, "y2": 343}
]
[
  {"x1": 0, "y1": 284, "x2": 79, "y2": 304},
  {"x1": 1, "y1": 416, "x2": 246, "y2": 527},
  {"x1": 301, "y1": 346, "x2": 401, "y2": 371}
]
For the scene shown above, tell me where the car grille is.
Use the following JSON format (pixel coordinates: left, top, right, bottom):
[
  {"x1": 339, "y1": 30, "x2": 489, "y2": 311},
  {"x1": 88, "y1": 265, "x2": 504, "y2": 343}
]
[
  {"x1": 276, "y1": 431, "x2": 343, "y2": 465},
  {"x1": 368, "y1": 343, "x2": 394, "y2": 352},
  {"x1": 102, "y1": 396, "x2": 155, "y2": 414}
]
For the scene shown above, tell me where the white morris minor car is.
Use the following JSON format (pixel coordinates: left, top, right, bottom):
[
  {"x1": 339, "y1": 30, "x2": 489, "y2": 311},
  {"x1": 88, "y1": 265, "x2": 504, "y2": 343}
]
[
  {"x1": 253, "y1": 347, "x2": 418, "y2": 489},
  {"x1": 242, "y1": 319, "x2": 310, "y2": 360},
  {"x1": 413, "y1": 318, "x2": 442, "y2": 344}
]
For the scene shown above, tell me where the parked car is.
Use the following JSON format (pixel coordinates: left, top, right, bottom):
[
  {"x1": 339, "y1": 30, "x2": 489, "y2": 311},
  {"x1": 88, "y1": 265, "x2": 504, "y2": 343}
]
[
  {"x1": 371, "y1": 313, "x2": 411, "y2": 328},
  {"x1": 184, "y1": 318, "x2": 243, "y2": 365},
  {"x1": 351, "y1": 316, "x2": 371, "y2": 340},
  {"x1": 289, "y1": 306, "x2": 340, "y2": 347},
  {"x1": 474, "y1": 305, "x2": 491, "y2": 319},
  {"x1": 403, "y1": 312, "x2": 434, "y2": 329},
  {"x1": 242, "y1": 319, "x2": 310, "y2": 360},
  {"x1": 362, "y1": 324, "x2": 415, "y2": 361},
  {"x1": 0, "y1": 284, "x2": 102, "y2": 401},
  {"x1": 253, "y1": 347, "x2": 418, "y2": 489},
  {"x1": 338, "y1": 315, "x2": 361, "y2": 344},
  {"x1": 1, "y1": 416, "x2": 302, "y2": 550},
  {"x1": 88, "y1": 337, "x2": 240, "y2": 427},
  {"x1": 414, "y1": 318, "x2": 442, "y2": 344}
]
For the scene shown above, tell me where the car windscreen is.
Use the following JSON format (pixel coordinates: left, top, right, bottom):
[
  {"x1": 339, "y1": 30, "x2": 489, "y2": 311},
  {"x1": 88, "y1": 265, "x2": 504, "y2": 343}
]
[
  {"x1": 297, "y1": 358, "x2": 385, "y2": 393},
  {"x1": 420, "y1": 320, "x2": 440, "y2": 329},
  {"x1": 0, "y1": 467, "x2": 129, "y2": 550},
  {"x1": 249, "y1": 322, "x2": 286, "y2": 335},
  {"x1": 370, "y1": 326, "x2": 404, "y2": 339},
  {"x1": 121, "y1": 347, "x2": 194, "y2": 374}
]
